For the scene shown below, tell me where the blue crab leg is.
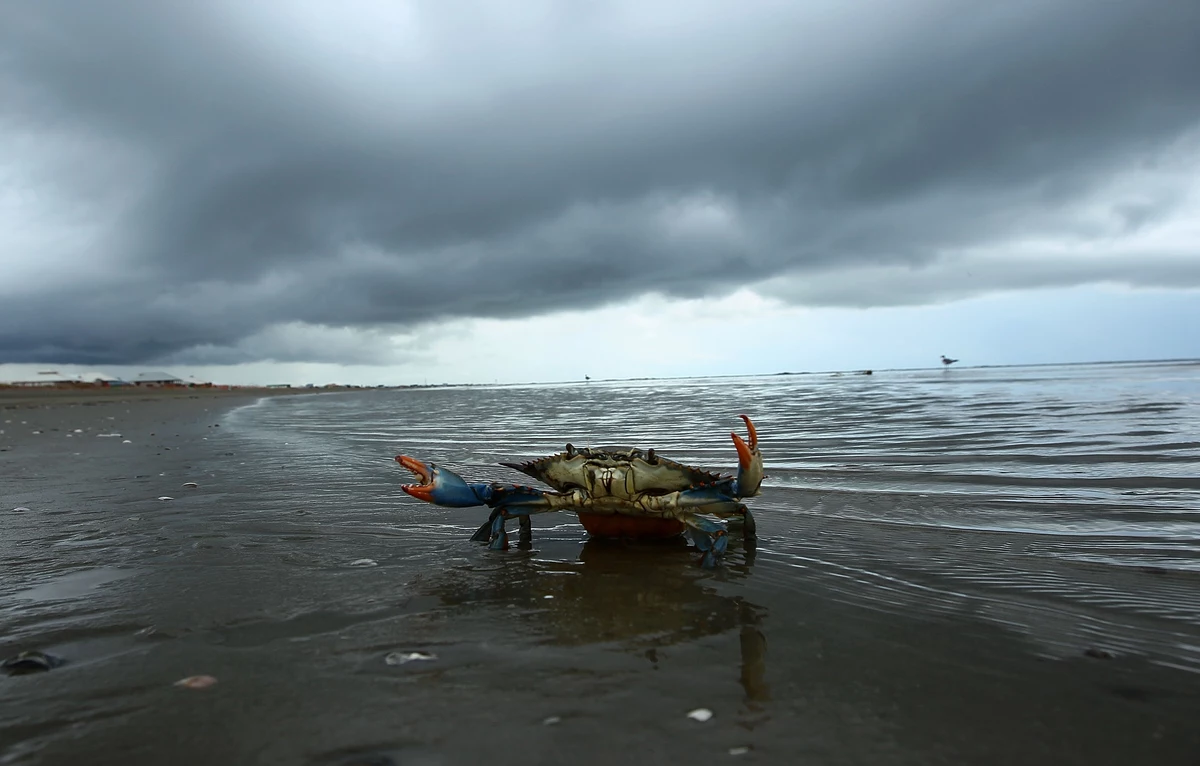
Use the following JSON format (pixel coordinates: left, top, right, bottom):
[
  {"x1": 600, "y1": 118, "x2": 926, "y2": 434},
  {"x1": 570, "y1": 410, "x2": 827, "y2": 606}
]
[
  {"x1": 681, "y1": 514, "x2": 730, "y2": 568},
  {"x1": 714, "y1": 503, "x2": 757, "y2": 541},
  {"x1": 397, "y1": 456, "x2": 555, "y2": 509},
  {"x1": 488, "y1": 511, "x2": 509, "y2": 550},
  {"x1": 739, "y1": 508, "x2": 757, "y2": 540},
  {"x1": 656, "y1": 484, "x2": 744, "y2": 514},
  {"x1": 469, "y1": 511, "x2": 535, "y2": 545},
  {"x1": 397, "y1": 456, "x2": 565, "y2": 547},
  {"x1": 470, "y1": 510, "x2": 502, "y2": 542},
  {"x1": 476, "y1": 504, "x2": 564, "y2": 550}
]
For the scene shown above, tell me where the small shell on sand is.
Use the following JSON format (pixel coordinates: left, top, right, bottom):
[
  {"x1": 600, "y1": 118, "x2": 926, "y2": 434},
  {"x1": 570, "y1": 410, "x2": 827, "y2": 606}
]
[
  {"x1": 13, "y1": 507, "x2": 30, "y2": 512},
  {"x1": 158, "y1": 496, "x2": 174, "y2": 501},
  {"x1": 2, "y1": 650, "x2": 64, "y2": 674},
  {"x1": 122, "y1": 439, "x2": 132, "y2": 443},
  {"x1": 348, "y1": 558, "x2": 377, "y2": 567},
  {"x1": 686, "y1": 708, "x2": 714, "y2": 722},
  {"x1": 174, "y1": 675, "x2": 218, "y2": 689},
  {"x1": 385, "y1": 651, "x2": 436, "y2": 665},
  {"x1": 182, "y1": 482, "x2": 199, "y2": 488}
]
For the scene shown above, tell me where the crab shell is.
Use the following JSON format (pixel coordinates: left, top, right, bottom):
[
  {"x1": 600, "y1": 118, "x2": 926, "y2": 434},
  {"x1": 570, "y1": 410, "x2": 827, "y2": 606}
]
[{"x1": 501, "y1": 445, "x2": 730, "y2": 538}]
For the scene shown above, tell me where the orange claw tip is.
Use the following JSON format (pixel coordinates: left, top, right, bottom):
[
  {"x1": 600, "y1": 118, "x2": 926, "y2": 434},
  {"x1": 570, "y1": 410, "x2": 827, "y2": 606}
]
[
  {"x1": 738, "y1": 414, "x2": 758, "y2": 446},
  {"x1": 732, "y1": 431, "x2": 754, "y2": 469},
  {"x1": 402, "y1": 484, "x2": 435, "y2": 502},
  {"x1": 395, "y1": 455, "x2": 432, "y2": 482}
]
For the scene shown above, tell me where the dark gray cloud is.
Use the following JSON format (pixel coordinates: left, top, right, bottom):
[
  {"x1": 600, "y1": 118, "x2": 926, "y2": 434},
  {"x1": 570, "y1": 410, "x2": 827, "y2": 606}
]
[{"x1": 3, "y1": 0, "x2": 1200, "y2": 364}]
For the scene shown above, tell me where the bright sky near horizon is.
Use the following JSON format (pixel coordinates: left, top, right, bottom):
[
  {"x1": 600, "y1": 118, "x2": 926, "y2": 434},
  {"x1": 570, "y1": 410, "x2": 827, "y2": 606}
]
[{"x1": 2, "y1": 2, "x2": 1198, "y2": 386}]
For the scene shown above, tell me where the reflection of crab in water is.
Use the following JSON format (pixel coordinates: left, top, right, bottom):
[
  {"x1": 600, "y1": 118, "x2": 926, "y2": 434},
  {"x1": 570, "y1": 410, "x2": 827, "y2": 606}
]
[
  {"x1": 424, "y1": 537, "x2": 771, "y2": 707},
  {"x1": 395, "y1": 415, "x2": 763, "y2": 567}
]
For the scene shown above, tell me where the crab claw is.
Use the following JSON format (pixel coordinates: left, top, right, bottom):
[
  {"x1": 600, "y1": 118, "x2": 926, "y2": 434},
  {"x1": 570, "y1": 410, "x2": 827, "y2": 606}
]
[
  {"x1": 731, "y1": 414, "x2": 763, "y2": 498},
  {"x1": 395, "y1": 456, "x2": 485, "y2": 507}
]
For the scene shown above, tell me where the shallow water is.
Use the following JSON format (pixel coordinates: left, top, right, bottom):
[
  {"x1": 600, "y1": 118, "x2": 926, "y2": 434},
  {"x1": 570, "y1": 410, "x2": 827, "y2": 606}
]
[{"x1": 3, "y1": 361, "x2": 1200, "y2": 764}]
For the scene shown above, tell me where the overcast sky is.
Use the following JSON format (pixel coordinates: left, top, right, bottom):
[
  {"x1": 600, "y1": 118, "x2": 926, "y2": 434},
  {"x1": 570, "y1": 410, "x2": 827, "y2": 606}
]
[{"x1": 2, "y1": 1, "x2": 1198, "y2": 385}]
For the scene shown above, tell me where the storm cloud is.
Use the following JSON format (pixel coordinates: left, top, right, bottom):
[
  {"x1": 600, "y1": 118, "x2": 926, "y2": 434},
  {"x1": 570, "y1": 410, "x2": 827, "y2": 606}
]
[{"x1": 3, "y1": 0, "x2": 1199, "y2": 365}]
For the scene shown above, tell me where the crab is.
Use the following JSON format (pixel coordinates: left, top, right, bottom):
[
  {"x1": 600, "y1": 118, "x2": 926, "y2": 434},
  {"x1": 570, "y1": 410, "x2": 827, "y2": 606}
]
[{"x1": 395, "y1": 415, "x2": 763, "y2": 567}]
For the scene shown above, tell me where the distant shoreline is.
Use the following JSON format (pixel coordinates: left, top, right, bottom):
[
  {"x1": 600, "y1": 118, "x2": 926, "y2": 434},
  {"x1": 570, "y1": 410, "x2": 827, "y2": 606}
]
[
  {"x1": 0, "y1": 385, "x2": 336, "y2": 409},
  {"x1": 1, "y1": 357, "x2": 1195, "y2": 396}
]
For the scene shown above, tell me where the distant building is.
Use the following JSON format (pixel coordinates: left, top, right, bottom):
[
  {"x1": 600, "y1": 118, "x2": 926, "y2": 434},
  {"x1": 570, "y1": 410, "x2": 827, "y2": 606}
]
[
  {"x1": 4, "y1": 373, "x2": 88, "y2": 388},
  {"x1": 81, "y1": 372, "x2": 129, "y2": 387},
  {"x1": 132, "y1": 371, "x2": 185, "y2": 387},
  {"x1": 6, "y1": 377, "x2": 69, "y2": 388}
]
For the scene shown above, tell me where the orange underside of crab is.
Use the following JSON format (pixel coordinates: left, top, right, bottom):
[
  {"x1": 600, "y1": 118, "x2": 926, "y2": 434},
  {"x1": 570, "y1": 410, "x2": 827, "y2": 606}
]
[{"x1": 577, "y1": 514, "x2": 685, "y2": 539}]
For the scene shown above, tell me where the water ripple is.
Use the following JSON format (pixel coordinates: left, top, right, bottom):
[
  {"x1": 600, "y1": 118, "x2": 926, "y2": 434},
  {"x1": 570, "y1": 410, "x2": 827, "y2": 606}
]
[{"x1": 223, "y1": 361, "x2": 1200, "y2": 671}]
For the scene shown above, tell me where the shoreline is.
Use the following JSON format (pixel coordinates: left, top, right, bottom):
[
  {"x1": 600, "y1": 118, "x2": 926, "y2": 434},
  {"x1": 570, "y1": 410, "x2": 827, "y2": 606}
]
[{"x1": 0, "y1": 385, "x2": 334, "y2": 410}]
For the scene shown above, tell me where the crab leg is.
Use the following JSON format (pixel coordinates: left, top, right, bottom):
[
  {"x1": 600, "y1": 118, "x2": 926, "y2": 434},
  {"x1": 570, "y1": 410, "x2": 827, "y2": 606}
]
[
  {"x1": 681, "y1": 514, "x2": 730, "y2": 568},
  {"x1": 397, "y1": 456, "x2": 575, "y2": 547},
  {"x1": 396, "y1": 456, "x2": 556, "y2": 508},
  {"x1": 740, "y1": 508, "x2": 758, "y2": 539},
  {"x1": 471, "y1": 505, "x2": 559, "y2": 549},
  {"x1": 469, "y1": 514, "x2": 535, "y2": 545},
  {"x1": 714, "y1": 503, "x2": 757, "y2": 541}
]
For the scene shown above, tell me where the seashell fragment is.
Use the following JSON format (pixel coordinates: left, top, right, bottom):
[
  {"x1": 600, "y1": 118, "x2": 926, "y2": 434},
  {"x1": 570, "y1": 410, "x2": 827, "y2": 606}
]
[
  {"x1": 686, "y1": 708, "x2": 713, "y2": 722},
  {"x1": 385, "y1": 651, "x2": 437, "y2": 665},
  {"x1": 174, "y1": 675, "x2": 217, "y2": 689},
  {"x1": 2, "y1": 650, "x2": 64, "y2": 675}
]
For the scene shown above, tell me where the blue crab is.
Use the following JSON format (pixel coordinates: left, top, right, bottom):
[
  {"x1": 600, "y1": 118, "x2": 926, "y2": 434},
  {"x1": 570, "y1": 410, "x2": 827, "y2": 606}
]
[{"x1": 395, "y1": 415, "x2": 763, "y2": 567}]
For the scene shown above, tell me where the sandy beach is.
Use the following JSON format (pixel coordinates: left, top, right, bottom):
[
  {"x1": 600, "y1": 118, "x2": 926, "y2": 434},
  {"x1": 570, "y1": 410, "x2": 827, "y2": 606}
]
[{"x1": 2, "y1": 371, "x2": 1199, "y2": 765}]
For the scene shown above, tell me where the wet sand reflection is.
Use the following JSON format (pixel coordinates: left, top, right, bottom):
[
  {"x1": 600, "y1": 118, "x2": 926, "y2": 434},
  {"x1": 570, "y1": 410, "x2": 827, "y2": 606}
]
[{"x1": 425, "y1": 532, "x2": 770, "y2": 706}]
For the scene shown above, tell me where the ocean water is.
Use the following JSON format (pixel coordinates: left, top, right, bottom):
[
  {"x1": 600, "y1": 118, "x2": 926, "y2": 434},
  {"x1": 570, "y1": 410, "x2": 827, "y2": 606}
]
[
  {"x1": 228, "y1": 359, "x2": 1200, "y2": 645},
  {"x1": 4, "y1": 360, "x2": 1200, "y2": 764},
  {"x1": 229, "y1": 360, "x2": 1200, "y2": 571}
]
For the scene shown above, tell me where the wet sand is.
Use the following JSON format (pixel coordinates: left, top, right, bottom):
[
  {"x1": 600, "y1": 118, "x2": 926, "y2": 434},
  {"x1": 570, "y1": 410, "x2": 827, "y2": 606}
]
[{"x1": 2, "y1": 388, "x2": 1199, "y2": 765}]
